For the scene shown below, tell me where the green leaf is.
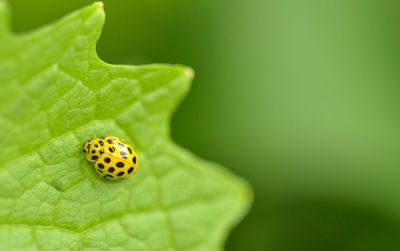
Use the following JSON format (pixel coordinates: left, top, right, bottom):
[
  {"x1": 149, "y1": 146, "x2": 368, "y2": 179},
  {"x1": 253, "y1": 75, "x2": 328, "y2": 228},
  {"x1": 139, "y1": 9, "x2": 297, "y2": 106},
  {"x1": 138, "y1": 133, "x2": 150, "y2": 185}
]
[{"x1": 0, "y1": 1, "x2": 252, "y2": 250}]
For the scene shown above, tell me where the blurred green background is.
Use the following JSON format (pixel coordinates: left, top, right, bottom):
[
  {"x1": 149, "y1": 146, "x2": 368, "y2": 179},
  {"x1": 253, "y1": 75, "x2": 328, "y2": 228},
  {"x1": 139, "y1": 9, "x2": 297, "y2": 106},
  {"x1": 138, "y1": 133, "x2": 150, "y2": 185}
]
[{"x1": 8, "y1": 0, "x2": 400, "y2": 250}]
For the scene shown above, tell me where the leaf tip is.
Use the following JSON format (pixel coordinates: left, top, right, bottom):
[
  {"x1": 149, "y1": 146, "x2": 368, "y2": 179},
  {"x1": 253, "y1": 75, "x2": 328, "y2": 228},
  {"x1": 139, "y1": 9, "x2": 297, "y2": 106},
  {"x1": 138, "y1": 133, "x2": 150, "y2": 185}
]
[
  {"x1": 95, "y1": 1, "x2": 104, "y2": 10},
  {"x1": 179, "y1": 66, "x2": 195, "y2": 96},
  {"x1": 91, "y1": 1, "x2": 105, "y2": 19},
  {"x1": 184, "y1": 67, "x2": 195, "y2": 80},
  {"x1": 231, "y1": 173, "x2": 254, "y2": 218}
]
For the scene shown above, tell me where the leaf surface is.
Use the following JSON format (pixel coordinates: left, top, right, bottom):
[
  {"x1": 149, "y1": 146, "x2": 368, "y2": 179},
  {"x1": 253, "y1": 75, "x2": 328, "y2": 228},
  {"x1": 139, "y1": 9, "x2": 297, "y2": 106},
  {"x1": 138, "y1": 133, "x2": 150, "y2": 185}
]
[{"x1": 0, "y1": 2, "x2": 251, "y2": 250}]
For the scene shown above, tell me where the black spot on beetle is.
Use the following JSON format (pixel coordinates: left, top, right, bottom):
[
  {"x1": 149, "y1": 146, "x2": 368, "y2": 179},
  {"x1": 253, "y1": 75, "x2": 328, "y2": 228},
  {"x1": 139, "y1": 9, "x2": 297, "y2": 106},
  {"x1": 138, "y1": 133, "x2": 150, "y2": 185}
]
[
  {"x1": 132, "y1": 156, "x2": 137, "y2": 164},
  {"x1": 91, "y1": 150, "x2": 96, "y2": 154},
  {"x1": 104, "y1": 157, "x2": 111, "y2": 163},
  {"x1": 107, "y1": 139, "x2": 113, "y2": 144},
  {"x1": 120, "y1": 151, "x2": 127, "y2": 159},
  {"x1": 99, "y1": 141, "x2": 104, "y2": 146},
  {"x1": 128, "y1": 167, "x2": 134, "y2": 174},
  {"x1": 99, "y1": 150, "x2": 104, "y2": 154},
  {"x1": 91, "y1": 155, "x2": 98, "y2": 161},
  {"x1": 127, "y1": 147, "x2": 132, "y2": 154},
  {"x1": 117, "y1": 171, "x2": 125, "y2": 176},
  {"x1": 108, "y1": 146, "x2": 115, "y2": 153},
  {"x1": 116, "y1": 162, "x2": 125, "y2": 168},
  {"x1": 105, "y1": 174, "x2": 113, "y2": 178},
  {"x1": 108, "y1": 167, "x2": 115, "y2": 173},
  {"x1": 97, "y1": 163, "x2": 104, "y2": 169},
  {"x1": 118, "y1": 143, "x2": 125, "y2": 150}
]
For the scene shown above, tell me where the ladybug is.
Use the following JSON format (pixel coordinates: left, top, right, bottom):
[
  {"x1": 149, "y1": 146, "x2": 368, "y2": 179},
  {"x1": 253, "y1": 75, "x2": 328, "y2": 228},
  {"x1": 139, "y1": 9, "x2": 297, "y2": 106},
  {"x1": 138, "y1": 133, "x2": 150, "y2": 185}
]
[{"x1": 83, "y1": 136, "x2": 138, "y2": 180}]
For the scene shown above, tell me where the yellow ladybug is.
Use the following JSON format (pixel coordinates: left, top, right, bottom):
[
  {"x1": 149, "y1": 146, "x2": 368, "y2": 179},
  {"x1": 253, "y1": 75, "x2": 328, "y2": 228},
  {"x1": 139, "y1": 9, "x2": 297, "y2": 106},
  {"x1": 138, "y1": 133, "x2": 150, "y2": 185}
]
[{"x1": 83, "y1": 136, "x2": 138, "y2": 180}]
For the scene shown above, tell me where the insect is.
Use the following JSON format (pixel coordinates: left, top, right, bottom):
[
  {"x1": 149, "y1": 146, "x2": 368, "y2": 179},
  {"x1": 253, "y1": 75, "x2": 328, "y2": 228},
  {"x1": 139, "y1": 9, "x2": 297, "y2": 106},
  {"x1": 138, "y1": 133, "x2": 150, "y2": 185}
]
[{"x1": 83, "y1": 136, "x2": 138, "y2": 180}]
